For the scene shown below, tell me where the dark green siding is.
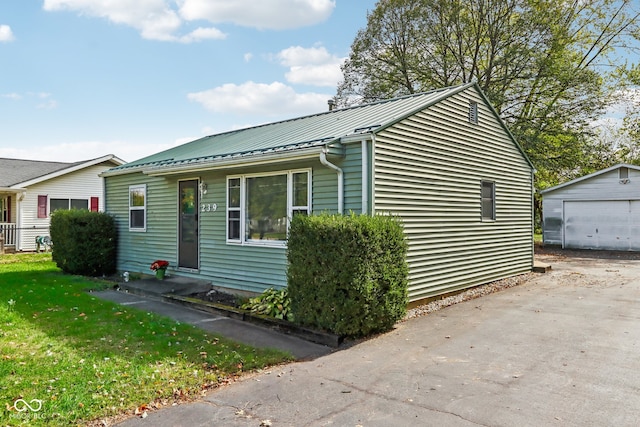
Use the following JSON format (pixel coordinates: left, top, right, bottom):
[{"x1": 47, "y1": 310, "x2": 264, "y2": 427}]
[
  {"x1": 106, "y1": 158, "x2": 352, "y2": 294},
  {"x1": 373, "y1": 88, "x2": 533, "y2": 302}
]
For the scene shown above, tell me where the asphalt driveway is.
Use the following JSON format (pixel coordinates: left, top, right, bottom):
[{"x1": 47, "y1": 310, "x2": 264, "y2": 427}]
[{"x1": 117, "y1": 253, "x2": 640, "y2": 426}]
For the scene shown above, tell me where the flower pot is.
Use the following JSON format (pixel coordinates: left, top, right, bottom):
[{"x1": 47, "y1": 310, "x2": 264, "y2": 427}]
[{"x1": 155, "y1": 269, "x2": 166, "y2": 280}]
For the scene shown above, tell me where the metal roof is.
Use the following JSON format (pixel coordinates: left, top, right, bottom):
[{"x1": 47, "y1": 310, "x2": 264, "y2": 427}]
[{"x1": 108, "y1": 83, "x2": 475, "y2": 175}]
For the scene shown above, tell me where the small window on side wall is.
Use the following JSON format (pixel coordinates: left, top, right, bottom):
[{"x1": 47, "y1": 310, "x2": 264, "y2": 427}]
[
  {"x1": 619, "y1": 166, "x2": 631, "y2": 184},
  {"x1": 469, "y1": 100, "x2": 478, "y2": 124},
  {"x1": 129, "y1": 184, "x2": 146, "y2": 231},
  {"x1": 481, "y1": 181, "x2": 495, "y2": 221}
]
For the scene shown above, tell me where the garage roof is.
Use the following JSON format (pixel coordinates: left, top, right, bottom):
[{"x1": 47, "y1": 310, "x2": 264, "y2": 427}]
[{"x1": 540, "y1": 163, "x2": 640, "y2": 194}]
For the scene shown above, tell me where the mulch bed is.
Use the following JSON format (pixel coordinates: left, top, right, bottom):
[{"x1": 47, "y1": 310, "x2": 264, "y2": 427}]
[{"x1": 188, "y1": 289, "x2": 243, "y2": 308}]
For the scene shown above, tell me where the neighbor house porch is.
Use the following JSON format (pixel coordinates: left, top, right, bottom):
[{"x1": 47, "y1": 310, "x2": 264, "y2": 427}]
[
  {"x1": 0, "y1": 223, "x2": 17, "y2": 248},
  {"x1": 0, "y1": 193, "x2": 16, "y2": 251}
]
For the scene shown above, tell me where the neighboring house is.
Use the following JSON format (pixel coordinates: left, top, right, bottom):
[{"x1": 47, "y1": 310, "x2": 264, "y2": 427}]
[
  {"x1": 102, "y1": 82, "x2": 534, "y2": 303},
  {"x1": 541, "y1": 163, "x2": 640, "y2": 251},
  {"x1": 0, "y1": 155, "x2": 125, "y2": 252}
]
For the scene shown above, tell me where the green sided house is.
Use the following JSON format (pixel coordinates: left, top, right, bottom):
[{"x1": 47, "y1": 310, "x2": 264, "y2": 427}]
[{"x1": 102, "y1": 82, "x2": 534, "y2": 303}]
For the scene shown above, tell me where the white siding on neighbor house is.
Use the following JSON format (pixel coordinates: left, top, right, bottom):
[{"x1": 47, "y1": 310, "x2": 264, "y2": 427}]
[
  {"x1": 542, "y1": 167, "x2": 640, "y2": 249},
  {"x1": 374, "y1": 88, "x2": 533, "y2": 302},
  {"x1": 18, "y1": 164, "x2": 108, "y2": 251}
]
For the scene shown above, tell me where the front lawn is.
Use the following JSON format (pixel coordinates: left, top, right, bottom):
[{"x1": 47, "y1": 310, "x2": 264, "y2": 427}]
[{"x1": 0, "y1": 253, "x2": 291, "y2": 426}]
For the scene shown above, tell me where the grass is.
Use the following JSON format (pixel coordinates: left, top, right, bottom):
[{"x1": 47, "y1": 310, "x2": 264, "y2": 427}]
[{"x1": 0, "y1": 253, "x2": 292, "y2": 426}]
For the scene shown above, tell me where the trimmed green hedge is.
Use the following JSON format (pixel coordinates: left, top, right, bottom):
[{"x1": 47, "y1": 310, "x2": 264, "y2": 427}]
[
  {"x1": 287, "y1": 213, "x2": 408, "y2": 337},
  {"x1": 50, "y1": 209, "x2": 117, "y2": 276}
]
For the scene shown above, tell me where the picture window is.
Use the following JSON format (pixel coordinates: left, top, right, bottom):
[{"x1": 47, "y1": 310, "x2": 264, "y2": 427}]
[{"x1": 227, "y1": 170, "x2": 311, "y2": 245}]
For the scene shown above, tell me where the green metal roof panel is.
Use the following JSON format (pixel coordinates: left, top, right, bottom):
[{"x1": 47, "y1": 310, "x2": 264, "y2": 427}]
[{"x1": 110, "y1": 84, "x2": 473, "y2": 173}]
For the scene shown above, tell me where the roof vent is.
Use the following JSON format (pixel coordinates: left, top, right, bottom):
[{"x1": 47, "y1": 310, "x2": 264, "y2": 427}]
[{"x1": 327, "y1": 99, "x2": 336, "y2": 111}]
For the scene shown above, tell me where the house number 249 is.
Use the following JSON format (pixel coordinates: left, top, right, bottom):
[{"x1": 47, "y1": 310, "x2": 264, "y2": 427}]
[{"x1": 200, "y1": 203, "x2": 217, "y2": 212}]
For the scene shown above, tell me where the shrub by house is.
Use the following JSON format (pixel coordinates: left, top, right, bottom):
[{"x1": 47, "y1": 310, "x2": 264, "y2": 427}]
[
  {"x1": 287, "y1": 213, "x2": 408, "y2": 337},
  {"x1": 50, "y1": 209, "x2": 117, "y2": 276}
]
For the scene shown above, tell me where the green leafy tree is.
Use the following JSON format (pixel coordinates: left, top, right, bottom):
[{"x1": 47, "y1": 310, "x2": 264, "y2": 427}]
[{"x1": 337, "y1": 0, "x2": 640, "y2": 189}]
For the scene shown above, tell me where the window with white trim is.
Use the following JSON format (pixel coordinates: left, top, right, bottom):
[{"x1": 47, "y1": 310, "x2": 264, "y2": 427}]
[
  {"x1": 227, "y1": 169, "x2": 311, "y2": 245},
  {"x1": 129, "y1": 184, "x2": 146, "y2": 231},
  {"x1": 481, "y1": 180, "x2": 495, "y2": 221},
  {"x1": 227, "y1": 178, "x2": 241, "y2": 240}
]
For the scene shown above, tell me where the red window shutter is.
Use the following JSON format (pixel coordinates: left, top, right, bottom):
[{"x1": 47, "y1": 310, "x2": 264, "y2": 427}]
[
  {"x1": 90, "y1": 197, "x2": 99, "y2": 212},
  {"x1": 37, "y1": 195, "x2": 47, "y2": 218}
]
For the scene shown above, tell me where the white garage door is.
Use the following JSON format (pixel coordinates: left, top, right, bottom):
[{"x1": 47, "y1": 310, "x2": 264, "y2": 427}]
[{"x1": 564, "y1": 200, "x2": 640, "y2": 251}]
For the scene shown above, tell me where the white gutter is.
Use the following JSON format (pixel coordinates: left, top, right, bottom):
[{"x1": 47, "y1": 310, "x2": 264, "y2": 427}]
[
  {"x1": 361, "y1": 139, "x2": 369, "y2": 214},
  {"x1": 320, "y1": 148, "x2": 344, "y2": 214}
]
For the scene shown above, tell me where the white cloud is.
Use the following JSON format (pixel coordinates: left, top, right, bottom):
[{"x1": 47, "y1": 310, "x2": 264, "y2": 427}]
[
  {"x1": 177, "y1": 26, "x2": 226, "y2": 43},
  {"x1": 43, "y1": 0, "x2": 225, "y2": 43},
  {"x1": 187, "y1": 81, "x2": 330, "y2": 116},
  {"x1": 2, "y1": 92, "x2": 58, "y2": 109},
  {"x1": 277, "y1": 46, "x2": 345, "y2": 87},
  {"x1": 244, "y1": 53, "x2": 253, "y2": 62},
  {"x1": 2, "y1": 93, "x2": 22, "y2": 100},
  {"x1": 43, "y1": 0, "x2": 180, "y2": 40},
  {"x1": 43, "y1": 0, "x2": 333, "y2": 42},
  {"x1": 179, "y1": 0, "x2": 335, "y2": 30},
  {"x1": 31, "y1": 92, "x2": 58, "y2": 110},
  {"x1": 277, "y1": 45, "x2": 334, "y2": 66},
  {"x1": 37, "y1": 100, "x2": 58, "y2": 110},
  {"x1": 0, "y1": 139, "x2": 174, "y2": 163},
  {"x1": 0, "y1": 24, "x2": 15, "y2": 42}
]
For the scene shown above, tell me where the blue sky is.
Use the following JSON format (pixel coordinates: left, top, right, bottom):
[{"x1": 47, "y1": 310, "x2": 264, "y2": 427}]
[{"x1": 0, "y1": 1, "x2": 378, "y2": 162}]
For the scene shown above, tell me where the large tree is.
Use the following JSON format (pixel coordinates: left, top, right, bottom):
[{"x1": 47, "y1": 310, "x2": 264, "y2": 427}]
[{"x1": 337, "y1": 0, "x2": 640, "y2": 188}]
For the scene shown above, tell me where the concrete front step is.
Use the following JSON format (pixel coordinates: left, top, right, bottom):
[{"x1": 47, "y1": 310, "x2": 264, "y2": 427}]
[
  {"x1": 533, "y1": 260, "x2": 552, "y2": 273},
  {"x1": 118, "y1": 275, "x2": 213, "y2": 297}
]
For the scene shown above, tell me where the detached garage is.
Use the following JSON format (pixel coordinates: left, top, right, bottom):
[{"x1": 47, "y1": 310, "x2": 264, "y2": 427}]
[{"x1": 542, "y1": 164, "x2": 640, "y2": 251}]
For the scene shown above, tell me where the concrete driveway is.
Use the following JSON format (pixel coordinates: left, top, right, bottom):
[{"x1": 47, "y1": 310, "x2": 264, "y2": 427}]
[{"x1": 117, "y1": 254, "x2": 640, "y2": 426}]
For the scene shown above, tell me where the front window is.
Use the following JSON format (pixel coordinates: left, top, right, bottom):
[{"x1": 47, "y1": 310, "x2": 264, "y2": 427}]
[
  {"x1": 246, "y1": 174, "x2": 288, "y2": 241},
  {"x1": 227, "y1": 170, "x2": 311, "y2": 245},
  {"x1": 129, "y1": 185, "x2": 146, "y2": 231}
]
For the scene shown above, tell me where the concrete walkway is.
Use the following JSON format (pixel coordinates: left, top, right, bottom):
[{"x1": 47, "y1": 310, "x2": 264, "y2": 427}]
[
  {"x1": 94, "y1": 285, "x2": 332, "y2": 360},
  {"x1": 113, "y1": 255, "x2": 640, "y2": 426}
]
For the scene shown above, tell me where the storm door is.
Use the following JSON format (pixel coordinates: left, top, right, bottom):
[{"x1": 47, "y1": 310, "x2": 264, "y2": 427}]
[{"x1": 178, "y1": 180, "x2": 199, "y2": 269}]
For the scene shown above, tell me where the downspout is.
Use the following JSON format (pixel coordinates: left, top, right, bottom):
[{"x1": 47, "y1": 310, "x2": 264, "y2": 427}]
[
  {"x1": 371, "y1": 132, "x2": 377, "y2": 214},
  {"x1": 361, "y1": 139, "x2": 369, "y2": 215},
  {"x1": 320, "y1": 148, "x2": 344, "y2": 214}
]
